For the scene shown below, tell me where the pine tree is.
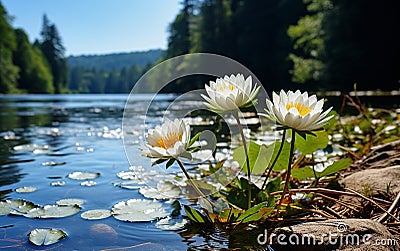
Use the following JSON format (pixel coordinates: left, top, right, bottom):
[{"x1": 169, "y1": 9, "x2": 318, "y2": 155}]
[{"x1": 38, "y1": 14, "x2": 68, "y2": 93}]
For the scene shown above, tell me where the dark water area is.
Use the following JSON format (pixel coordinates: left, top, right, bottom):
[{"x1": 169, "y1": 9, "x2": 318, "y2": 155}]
[{"x1": 0, "y1": 93, "x2": 399, "y2": 250}]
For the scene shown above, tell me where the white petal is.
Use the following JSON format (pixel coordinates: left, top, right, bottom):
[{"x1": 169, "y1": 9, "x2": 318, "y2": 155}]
[{"x1": 272, "y1": 92, "x2": 280, "y2": 106}]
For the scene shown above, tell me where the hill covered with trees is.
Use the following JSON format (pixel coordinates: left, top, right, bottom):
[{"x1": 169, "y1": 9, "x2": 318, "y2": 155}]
[{"x1": 165, "y1": 0, "x2": 400, "y2": 92}]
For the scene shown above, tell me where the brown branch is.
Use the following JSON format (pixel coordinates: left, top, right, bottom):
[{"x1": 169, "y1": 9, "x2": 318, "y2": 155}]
[{"x1": 378, "y1": 192, "x2": 400, "y2": 223}]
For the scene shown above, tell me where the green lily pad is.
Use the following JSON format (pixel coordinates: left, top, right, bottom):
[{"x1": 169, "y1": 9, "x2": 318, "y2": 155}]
[
  {"x1": 42, "y1": 161, "x2": 66, "y2": 166},
  {"x1": 116, "y1": 171, "x2": 137, "y2": 180},
  {"x1": 112, "y1": 199, "x2": 168, "y2": 222},
  {"x1": 113, "y1": 180, "x2": 145, "y2": 190},
  {"x1": 28, "y1": 228, "x2": 67, "y2": 246},
  {"x1": 80, "y1": 181, "x2": 96, "y2": 186},
  {"x1": 50, "y1": 181, "x2": 66, "y2": 186},
  {"x1": 67, "y1": 171, "x2": 100, "y2": 180},
  {"x1": 0, "y1": 199, "x2": 39, "y2": 216},
  {"x1": 56, "y1": 199, "x2": 85, "y2": 206},
  {"x1": 139, "y1": 181, "x2": 181, "y2": 200},
  {"x1": 155, "y1": 217, "x2": 187, "y2": 230},
  {"x1": 15, "y1": 186, "x2": 37, "y2": 193},
  {"x1": 81, "y1": 209, "x2": 112, "y2": 220},
  {"x1": 25, "y1": 205, "x2": 81, "y2": 218}
]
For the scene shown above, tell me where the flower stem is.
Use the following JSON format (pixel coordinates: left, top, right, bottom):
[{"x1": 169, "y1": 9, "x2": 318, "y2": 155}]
[
  {"x1": 235, "y1": 116, "x2": 252, "y2": 209},
  {"x1": 261, "y1": 129, "x2": 286, "y2": 191},
  {"x1": 275, "y1": 129, "x2": 296, "y2": 216},
  {"x1": 176, "y1": 159, "x2": 214, "y2": 207}
]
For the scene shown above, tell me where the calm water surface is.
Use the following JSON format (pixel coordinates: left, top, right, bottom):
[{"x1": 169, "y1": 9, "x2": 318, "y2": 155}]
[{"x1": 0, "y1": 94, "x2": 199, "y2": 250}]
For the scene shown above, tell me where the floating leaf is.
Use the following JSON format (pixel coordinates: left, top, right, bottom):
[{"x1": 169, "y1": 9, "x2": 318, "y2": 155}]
[
  {"x1": 113, "y1": 180, "x2": 145, "y2": 190},
  {"x1": 2, "y1": 199, "x2": 39, "y2": 215},
  {"x1": 50, "y1": 181, "x2": 66, "y2": 186},
  {"x1": 295, "y1": 130, "x2": 329, "y2": 154},
  {"x1": 155, "y1": 217, "x2": 187, "y2": 230},
  {"x1": 28, "y1": 228, "x2": 67, "y2": 246},
  {"x1": 67, "y1": 171, "x2": 100, "y2": 180},
  {"x1": 116, "y1": 171, "x2": 137, "y2": 180},
  {"x1": 42, "y1": 161, "x2": 66, "y2": 167},
  {"x1": 81, "y1": 209, "x2": 111, "y2": 220},
  {"x1": 291, "y1": 166, "x2": 316, "y2": 180},
  {"x1": 318, "y1": 158, "x2": 352, "y2": 177},
  {"x1": 112, "y1": 199, "x2": 168, "y2": 222},
  {"x1": 139, "y1": 181, "x2": 181, "y2": 199},
  {"x1": 13, "y1": 144, "x2": 49, "y2": 151},
  {"x1": 0, "y1": 201, "x2": 11, "y2": 215},
  {"x1": 81, "y1": 181, "x2": 96, "y2": 186},
  {"x1": 56, "y1": 199, "x2": 84, "y2": 206},
  {"x1": 25, "y1": 205, "x2": 81, "y2": 218},
  {"x1": 292, "y1": 158, "x2": 352, "y2": 180},
  {"x1": 15, "y1": 186, "x2": 37, "y2": 193}
]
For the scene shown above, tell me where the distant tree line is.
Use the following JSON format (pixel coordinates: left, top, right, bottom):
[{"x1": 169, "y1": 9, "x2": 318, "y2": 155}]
[
  {"x1": 1, "y1": 3, "x2": 59, "y2": 93},
  {"x1": 165, "y1": 0, "x2": 400, "y2": 92},
  {"x1": 0, "y1": 2, "x2": 157, "y2": 94},
  {"x1": 2, "y1": 0, "x2": 399, "y2": 94}
]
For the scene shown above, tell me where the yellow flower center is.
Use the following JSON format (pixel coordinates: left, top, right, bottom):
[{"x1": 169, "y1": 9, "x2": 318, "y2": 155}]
[
  {"x1": 286, "y1": 102, "x2": 311, "y2": 116},
  {"x1": 156, "y1": 132, "x2": 182, "y2": 149},
  {"x1": 218, "y1": 84, "x2": 235, "y2": 91}
]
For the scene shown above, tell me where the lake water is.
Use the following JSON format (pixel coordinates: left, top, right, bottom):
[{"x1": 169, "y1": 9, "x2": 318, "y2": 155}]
[
  {"x1": 1, "y1": 93, "x2": 399, "y2": 250},
  {"x1": 0, "y1": 94, "x2": 197, "y2": 250}
]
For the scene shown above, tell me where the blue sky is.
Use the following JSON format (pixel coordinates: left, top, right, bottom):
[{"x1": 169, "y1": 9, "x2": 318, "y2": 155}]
[{"x1": 2, "y1": 0, "x2": 181, "y2": 56}]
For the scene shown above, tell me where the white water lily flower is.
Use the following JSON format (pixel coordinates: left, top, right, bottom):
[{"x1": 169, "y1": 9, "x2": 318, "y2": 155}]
[
  {"x1": 201, "y1": 73, "x2": 260, "y2": 113},
  {"x1": 143, "y1": 118, "x2": 191, "y2": 159},
  {"x1": 262, "y1": 90, "x2": 333, "y2": 131}
]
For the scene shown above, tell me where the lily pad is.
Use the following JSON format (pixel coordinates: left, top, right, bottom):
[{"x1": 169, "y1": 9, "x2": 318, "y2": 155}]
[
  {"x1": 113, "y1": 180, "x2": 145, "y2": 190},
  {"x1": 56, "y1": 199, "x2": 85, "y2": 206},
  {"x1": 155, "y1": 217, "x2": 187, "y2": 230},
  {"x1": 28, "y1": 228, "x2": 67, "y2": 246},
  {"x1": 139, "y1": 181, "x2": 181, "y2": 200},
  {"x1": 116, "y1": 171, "x2": 137, "y2": 180},
  {"x1": 25, "y1": 205, "x2": 81, "y2": 218},
  {"x1": 67, "y1": 171, "x2": 100, "y2": 180},
  {"x1": 80, "y1": 181, "x2": 96, "y2": 186},
  {"x1": 42, "y1": 161, "x2": 66, "y2": 166},
  {"x1": 81, "y1": 209, "x2": 112, "y2": 220},
  {"x1": 50, "y1": 181, "x2": 66, "y2": 186},
  {"x1": 15, "y1": 186, "x2": 37, "y2": 193},
  {"x1": 112, "y1": 199, "x2": 168, "y2": 222},
  {"x1": 0, "y1": 200, "x2": 39, "y2": 216}
]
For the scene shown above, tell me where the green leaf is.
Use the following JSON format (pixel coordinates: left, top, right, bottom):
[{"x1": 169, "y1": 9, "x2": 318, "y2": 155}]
[
  {"x1": 233, "y1": 141, "x2": 270, "y2": 174},
  {"x1": 236, "y1": 202, "x2": 273, "y2": 223},
  {"x1": 319, "y1": 158, "x2": 352, "y2": 177},
  {"x1": 189, "y1": 132, "x2": 201, "y2": 146},
  {"x1": 166, "y1": 159, "x2": 175, "y2": 169},
  {"x1": 170, "y1": 200, "x2": 181, "y2": 216},
  {"x1": 264, "y1": 141, "x2": 291, "y2": 171},
  {"x1": 323, "y1": 110, "x2": 338, "y2": 130},
  {"x1": 295, "y1": 130, "x2": 329, "y2": 154},
  {"x1": 183, "y1": 205, "x2": 209, "y2": 224},
  {"x1": 28, "y1": 228, "x2": 67, "y2": 246},
  {"x1": 151, "y1": 158, "x2": 168, "y2": 166},
  {"x1": 291, "y1": 166, "x2": 316, "y2": 180},
  {"x1": 292, "y1": 158, "x2": 352, "y2": 180}
]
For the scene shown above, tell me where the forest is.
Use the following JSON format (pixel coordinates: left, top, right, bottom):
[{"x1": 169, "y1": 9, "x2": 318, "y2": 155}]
[{"x1": 0, "y1": 0, "x2": 399, "y2": 94}]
